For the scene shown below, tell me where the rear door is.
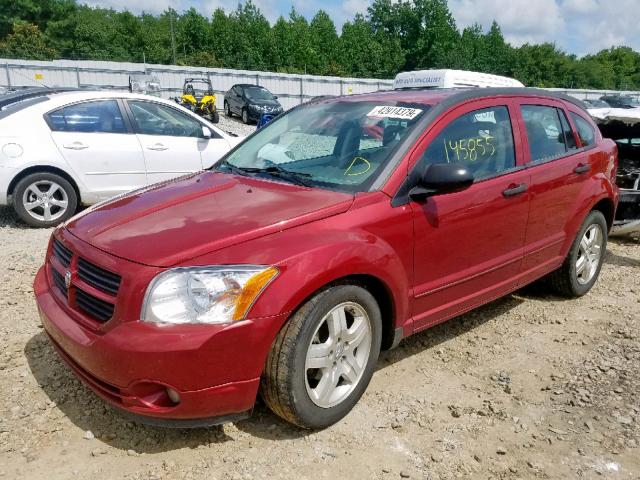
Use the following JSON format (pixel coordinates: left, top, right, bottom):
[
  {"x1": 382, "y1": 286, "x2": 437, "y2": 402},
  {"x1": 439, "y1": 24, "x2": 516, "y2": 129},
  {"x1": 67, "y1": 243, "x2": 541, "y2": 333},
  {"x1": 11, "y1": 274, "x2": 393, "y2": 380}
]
[
  {"x1": 47, "y1": 99, "x2": 147, "y2": 200},
  {"x1": 515, "y1": 101, "x2": 591, "y2": 283},
  {"x1": 125, "y1": 100, "x2": 228, "y2": 184},
  {"x1": 408, "y1": 99, "x2": 530, "y2": 331}
]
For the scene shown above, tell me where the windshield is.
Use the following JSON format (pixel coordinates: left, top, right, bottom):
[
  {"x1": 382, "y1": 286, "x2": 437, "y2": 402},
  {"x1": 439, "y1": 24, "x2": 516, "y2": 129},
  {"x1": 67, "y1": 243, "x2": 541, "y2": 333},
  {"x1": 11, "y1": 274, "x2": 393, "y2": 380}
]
[
  {"x1": 216, "y1": 100, "x2": 429, "y2": 192},
  {"x1": 245, "y1": 87, "x2": 275, "y2": 101},
  {"x1": 186, "y1": 80, "x2": 212, "y2": 95}
]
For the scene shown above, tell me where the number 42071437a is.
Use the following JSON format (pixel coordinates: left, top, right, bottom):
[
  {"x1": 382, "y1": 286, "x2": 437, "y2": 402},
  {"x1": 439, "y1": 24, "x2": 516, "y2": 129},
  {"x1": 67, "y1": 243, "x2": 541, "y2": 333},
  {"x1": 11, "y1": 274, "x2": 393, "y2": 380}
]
[{"x1": 444, "y1": 136, "x2": 496, "y2": 162}]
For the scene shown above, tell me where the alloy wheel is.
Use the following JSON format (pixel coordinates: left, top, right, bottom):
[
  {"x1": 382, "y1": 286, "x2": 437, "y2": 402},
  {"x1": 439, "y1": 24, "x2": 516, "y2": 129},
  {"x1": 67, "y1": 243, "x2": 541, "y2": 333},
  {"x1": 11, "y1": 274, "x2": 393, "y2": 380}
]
[
  {"x1": 576, "y1": 224, "x2": 603, "y2": 285},
  {"x1": 22, "y1": 180, "x2": 69, "y2": 223},
  {"x1": 304, "y1": 301, "x2": 372, "y2": 408}
]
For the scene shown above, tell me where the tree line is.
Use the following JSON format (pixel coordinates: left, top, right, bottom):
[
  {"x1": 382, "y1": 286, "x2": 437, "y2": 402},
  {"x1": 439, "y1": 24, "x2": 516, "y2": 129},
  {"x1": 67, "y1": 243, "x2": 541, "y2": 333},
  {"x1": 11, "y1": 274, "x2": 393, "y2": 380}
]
[{"x1": 1, "y1": 0, "x2": 639, "y2": 90}]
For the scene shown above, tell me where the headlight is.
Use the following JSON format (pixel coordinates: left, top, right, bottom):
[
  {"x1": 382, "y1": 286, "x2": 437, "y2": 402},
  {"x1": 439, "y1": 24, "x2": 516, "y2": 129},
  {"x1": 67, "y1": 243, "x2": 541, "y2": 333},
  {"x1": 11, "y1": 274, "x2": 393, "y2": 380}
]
[{"x1": 141, "y1": 265, "x2": 278, "y2": 325}]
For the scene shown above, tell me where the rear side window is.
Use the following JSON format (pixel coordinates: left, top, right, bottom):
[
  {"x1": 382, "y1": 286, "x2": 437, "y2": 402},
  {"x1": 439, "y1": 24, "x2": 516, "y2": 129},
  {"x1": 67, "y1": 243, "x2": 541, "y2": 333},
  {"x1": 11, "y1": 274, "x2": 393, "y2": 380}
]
[
  {"x1": 558, "y1": 110, "x2": 577, "y2": 150},
  {"x1": 521, "y1": 105, "x2": 569, "y2": 162},
  {"x1": 48, "y1": 100, "x2": 126, "y2": 134},
  {"x1": 420, "y1": 106, "x2": 516, "y2": 179},
  {"x1": 570, "y1": 113, "x2": 596, "y2": 147}
]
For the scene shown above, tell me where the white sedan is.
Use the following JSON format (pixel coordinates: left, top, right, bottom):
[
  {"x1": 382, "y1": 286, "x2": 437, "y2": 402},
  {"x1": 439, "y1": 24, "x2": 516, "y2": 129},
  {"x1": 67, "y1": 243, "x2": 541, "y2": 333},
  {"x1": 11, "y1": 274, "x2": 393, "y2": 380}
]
[{"x1": 0, "y1": 89, "x2": 242, "y2": 227}]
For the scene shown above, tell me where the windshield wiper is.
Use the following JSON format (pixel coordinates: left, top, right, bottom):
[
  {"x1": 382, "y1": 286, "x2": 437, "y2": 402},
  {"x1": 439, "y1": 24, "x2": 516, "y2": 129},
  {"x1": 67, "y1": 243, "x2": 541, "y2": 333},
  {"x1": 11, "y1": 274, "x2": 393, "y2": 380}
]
[
  {"x1": 216, "y1": 161, "x2": 313, "y2": 187},
  {"x1": 244, "y1": 165, "x2": 314, "y2": 187}
]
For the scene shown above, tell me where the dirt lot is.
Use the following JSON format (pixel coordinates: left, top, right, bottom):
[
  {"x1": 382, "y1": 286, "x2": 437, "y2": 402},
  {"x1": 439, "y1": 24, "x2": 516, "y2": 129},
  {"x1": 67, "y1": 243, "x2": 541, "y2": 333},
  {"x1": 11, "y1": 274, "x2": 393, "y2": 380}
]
[{"x1": 0, "y1": 119, "x2": 638, "y2": 479}]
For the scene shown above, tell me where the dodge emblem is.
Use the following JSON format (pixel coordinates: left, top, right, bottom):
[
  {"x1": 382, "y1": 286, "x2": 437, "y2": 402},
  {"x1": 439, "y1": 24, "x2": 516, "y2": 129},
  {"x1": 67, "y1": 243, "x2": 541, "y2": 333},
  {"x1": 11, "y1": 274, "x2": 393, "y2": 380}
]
[{"x1": 64, "y1": 271, "x2": 72, "y2": 289}]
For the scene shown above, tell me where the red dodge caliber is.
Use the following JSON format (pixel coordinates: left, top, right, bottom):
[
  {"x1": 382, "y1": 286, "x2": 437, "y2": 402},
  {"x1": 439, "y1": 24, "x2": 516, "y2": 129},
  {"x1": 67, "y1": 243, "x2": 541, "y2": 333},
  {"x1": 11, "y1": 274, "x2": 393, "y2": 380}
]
[{"x1": 34, "y1": 88, "x2": 618, "y2": 429}]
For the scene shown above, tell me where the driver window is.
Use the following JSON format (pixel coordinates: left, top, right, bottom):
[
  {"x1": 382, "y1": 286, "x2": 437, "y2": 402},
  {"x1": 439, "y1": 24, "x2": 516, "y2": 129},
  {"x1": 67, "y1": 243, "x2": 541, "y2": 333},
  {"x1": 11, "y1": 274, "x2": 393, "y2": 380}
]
[
  {"x1": 128, "y1": 101, "x2": 202, "y2": 138},
  {"x1": 420, "y1": 106, "x2": 516, "y2": 179}
]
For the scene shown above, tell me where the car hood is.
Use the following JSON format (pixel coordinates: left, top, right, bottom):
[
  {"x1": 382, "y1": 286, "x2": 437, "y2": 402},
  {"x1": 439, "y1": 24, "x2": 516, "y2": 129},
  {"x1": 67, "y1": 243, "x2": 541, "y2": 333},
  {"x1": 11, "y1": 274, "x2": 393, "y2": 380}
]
[{"x1": 65, "y1": 171, "x2": 354, "y2": 267}]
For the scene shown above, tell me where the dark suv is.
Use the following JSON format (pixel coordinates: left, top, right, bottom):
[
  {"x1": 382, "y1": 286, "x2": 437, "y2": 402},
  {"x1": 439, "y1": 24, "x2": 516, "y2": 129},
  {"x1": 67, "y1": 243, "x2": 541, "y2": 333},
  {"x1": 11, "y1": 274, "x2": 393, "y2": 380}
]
[
  {"x1": 600, "y1": 95, "x2": 640, "y2": 109},
  {"x1": 224, "y1": 84, "x2": 284, "y2": 124}
]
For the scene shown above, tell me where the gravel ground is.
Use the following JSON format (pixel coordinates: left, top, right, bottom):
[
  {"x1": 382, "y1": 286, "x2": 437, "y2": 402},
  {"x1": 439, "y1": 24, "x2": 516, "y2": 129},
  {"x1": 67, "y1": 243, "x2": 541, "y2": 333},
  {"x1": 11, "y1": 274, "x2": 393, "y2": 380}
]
[{"x1": 0, "y1": 115, "x2": 639, "y2": 479}]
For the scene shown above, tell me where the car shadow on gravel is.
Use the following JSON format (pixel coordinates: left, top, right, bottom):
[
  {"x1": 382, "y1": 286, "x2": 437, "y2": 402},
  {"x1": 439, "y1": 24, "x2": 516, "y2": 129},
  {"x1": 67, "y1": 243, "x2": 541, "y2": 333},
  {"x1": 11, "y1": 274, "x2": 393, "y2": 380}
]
[
  {"x1": 377, "y1": 294, "x2": 526, "y2": 369},
  {"x1": 0, "y1": 205, "x2": 26, "y2": 228}
]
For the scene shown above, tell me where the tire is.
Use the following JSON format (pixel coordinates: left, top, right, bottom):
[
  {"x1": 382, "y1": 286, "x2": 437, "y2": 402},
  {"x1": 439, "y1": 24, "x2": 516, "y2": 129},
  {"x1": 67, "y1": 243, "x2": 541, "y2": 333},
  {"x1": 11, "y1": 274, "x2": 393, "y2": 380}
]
[
  {"x1": 261, "y1": 284, "x2": 382, "y2": 429},
  {"x1": 241, "y1": 108, "x2": 250, "y2": 124},
  {"x1": 548, "y1": 210, "x2": 608, "y2": 297},
  {"x1": 211, "y1": 110, "x2": 220, "y2": 123},
  {"x1": 224, "y1": 101, "x2": 232, "y2": 118},
  {"x1": 13, "y1": 172, "x2": 78, "y2": 228}
]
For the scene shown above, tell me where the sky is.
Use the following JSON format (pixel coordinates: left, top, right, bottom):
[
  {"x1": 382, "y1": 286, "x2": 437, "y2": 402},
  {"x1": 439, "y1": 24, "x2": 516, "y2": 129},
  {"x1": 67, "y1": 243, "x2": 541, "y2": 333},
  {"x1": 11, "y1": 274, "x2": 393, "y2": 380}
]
[{"x1": 84, "y1": 0, "x2": 640, "y2": 56}]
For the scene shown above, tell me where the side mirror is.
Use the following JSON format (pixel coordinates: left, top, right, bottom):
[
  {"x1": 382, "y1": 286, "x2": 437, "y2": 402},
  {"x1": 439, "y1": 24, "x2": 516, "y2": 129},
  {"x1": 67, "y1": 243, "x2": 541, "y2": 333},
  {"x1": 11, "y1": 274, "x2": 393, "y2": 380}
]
[
  {"x1": 273, "y1": 95, "x2": 278, "y2": 99},
  {"x1": 201, "y1": 126, "x2": 212, "y2": 139},
  {"x1": 409, "y1": 163, "x2": 473, "y2": 200}
]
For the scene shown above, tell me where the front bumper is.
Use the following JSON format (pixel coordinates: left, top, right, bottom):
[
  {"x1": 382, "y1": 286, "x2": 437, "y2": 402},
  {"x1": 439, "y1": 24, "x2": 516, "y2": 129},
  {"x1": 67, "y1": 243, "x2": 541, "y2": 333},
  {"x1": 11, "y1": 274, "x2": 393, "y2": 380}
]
[{"x1": 34, "y1": 266, "x2": 287, "y2": 424}]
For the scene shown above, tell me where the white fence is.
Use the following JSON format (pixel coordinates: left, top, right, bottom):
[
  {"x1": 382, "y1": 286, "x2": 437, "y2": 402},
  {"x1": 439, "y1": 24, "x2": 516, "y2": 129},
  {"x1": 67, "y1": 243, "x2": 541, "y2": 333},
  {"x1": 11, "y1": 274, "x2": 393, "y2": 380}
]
[
  {"x1": 0, "y1": 58, "x2": 393, "y2": 110},
  {"x1": 1, "y1": 58, "x2": 638, "y2": 108}
]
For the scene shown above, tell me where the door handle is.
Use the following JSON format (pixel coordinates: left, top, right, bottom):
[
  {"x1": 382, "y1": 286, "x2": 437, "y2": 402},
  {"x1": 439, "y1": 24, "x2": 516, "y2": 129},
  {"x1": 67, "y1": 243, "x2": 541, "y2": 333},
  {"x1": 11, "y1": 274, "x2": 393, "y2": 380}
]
[
  {"x1": 574, "y1": 163, "x2": 590, "y2": 174},
  {"x1": 63, "y1": 142, "x2": 88, "y2": 150},
  {"x1": 147, "y1": 143, "x2": 168, "y2": 151},
  {"x1": 502, "y1": 183, "x2": 528, "y2": 197}
]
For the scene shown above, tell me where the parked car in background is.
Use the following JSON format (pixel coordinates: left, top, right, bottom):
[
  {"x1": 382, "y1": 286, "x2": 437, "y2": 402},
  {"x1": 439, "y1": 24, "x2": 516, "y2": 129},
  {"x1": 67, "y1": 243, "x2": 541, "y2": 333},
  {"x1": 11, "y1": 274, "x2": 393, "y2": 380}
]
[
  {"x1": 224, "y1": 84, "x2": 283, "y2": 124},
  {"x1": 600, "y1": 95, "x2": 640, "y2": 109},
  {"x1": 584, "y1": 98, "x2": 610, "y2": 109},
  {"x1": 35, "y1": 86, "x2": 617, "y2": 429},
  {"x1": 0, "y1": 89, "x2": 241, "y2": 227}
]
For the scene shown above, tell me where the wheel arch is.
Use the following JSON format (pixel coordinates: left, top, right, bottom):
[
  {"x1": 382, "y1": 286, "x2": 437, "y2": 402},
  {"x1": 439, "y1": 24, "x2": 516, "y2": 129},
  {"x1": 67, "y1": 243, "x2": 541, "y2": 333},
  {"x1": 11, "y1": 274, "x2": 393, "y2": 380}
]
[
  {"x1": 590, "y1": 197, "x2": 615, "y2": 232},
  {"x1": 8, "y1": 165, "x2": 81, "y2": 204},
  {"x1": 277, "y1": 273, "x2": 399, "y2": 352}
]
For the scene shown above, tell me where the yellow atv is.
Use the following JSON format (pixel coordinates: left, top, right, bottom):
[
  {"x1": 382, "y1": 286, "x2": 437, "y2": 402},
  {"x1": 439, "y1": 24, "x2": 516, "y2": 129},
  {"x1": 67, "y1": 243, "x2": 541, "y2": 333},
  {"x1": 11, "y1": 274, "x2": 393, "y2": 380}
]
[{"x1": 179, "y1": 78, "x2": 219, "y2": 123}]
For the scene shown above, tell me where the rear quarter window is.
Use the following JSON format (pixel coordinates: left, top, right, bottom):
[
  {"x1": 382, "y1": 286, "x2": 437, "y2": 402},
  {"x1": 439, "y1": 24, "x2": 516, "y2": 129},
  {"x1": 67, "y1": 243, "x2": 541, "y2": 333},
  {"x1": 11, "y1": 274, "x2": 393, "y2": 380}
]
[{"x1": 570, "y1": 112, "x2": 596, "y2": 147}]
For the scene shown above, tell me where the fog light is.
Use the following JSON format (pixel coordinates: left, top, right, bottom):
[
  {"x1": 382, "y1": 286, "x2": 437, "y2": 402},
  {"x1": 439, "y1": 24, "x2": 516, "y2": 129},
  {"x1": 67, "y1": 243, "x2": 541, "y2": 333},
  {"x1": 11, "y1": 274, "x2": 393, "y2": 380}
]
[{"x1": 166, "y1": 387, "x2": 181, "y2": 404}]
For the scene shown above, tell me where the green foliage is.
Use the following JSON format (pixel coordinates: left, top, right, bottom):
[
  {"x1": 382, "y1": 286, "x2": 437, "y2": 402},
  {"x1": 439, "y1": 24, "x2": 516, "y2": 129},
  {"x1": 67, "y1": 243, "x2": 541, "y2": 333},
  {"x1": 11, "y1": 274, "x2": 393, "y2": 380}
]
[
  {"x1": 0, "y1": 0, "x2": 639, "y2": 89},
  {"x1": 0, "y1": 22, "x2": 57, "y2": 60}
]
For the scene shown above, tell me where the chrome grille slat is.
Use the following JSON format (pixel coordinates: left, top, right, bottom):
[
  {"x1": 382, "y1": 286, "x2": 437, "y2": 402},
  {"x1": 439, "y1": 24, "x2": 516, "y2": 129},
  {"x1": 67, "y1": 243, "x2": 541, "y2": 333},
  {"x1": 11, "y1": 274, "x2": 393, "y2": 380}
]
[
  {"x1": 52, "y1": 239, "x2": 72, "y2": 267},
  {"x1": 76, "y1": 289, "x2": 114, "y2": 323},
  {"x1": 77, "y1": 258, "x2": 121, "y2": 295}
]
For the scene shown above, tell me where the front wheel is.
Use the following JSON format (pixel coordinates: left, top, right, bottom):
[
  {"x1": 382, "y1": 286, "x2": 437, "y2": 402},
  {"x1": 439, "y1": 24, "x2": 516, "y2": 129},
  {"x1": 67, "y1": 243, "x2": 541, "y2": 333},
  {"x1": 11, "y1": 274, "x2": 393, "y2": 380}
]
[
  {"x1": 224, "y1": 101, "x2": 232, "y2": 117},
  {"x1": 241, "y1": 108, "x2": 250, "y2": 124},
  {"x1": 211, "y1": 110, "x2": 219, "y2": 123},
  {"x1": 548, "y1": 210, "x2": 608, "y2": 297},
  {"x1": 261, "y1": 285, "x2": 382, "y2": 429},
  {"x1": 13, "y1": 172, "x2": 78, "y2": 227}
]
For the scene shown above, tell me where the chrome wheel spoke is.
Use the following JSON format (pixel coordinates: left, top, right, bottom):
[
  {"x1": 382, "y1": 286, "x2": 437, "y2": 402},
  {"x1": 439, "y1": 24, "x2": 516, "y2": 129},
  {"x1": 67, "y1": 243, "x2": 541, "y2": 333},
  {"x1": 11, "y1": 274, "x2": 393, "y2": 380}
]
[
  {"x1": 306, "y1": 343, "x2": 332, "y2": 369},
  {"x1": 328, "y1": 307, "x2": 347, "y2": 338},
  {"x1": 46, "y1": 183, "x2": 60, "y2": 196},
  {"x1": 576, "y1": 255, "x2": 588, "y2": 275},
  {"x1": 339, "y1": 353, "x2": 361, "y2": 384},
  {"x1": 312, "y1": 369, "x2": 338, "y2": 404},
  {"x1": 24, "y1": 200, "x2": 41, "y2": 211},
  {"x1": 43, "y1": 205, "x2": 52, "y2": 221},
  {"x1": 343, "y1": 315, "x2": 368, "y2": 348},
  {"x1": 49, "y1": 198, "x2": 68, "y2": 208}
]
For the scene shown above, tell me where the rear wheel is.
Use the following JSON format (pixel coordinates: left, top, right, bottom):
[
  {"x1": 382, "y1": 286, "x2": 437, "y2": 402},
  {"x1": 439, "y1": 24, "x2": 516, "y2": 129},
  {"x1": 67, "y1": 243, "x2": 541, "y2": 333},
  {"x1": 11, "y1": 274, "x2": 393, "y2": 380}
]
[
  {"x1": 13, "y1": 172, "x2": 78, "y2": 228},
  {"x1": 261, "y1": 284, "x2": 382, "y2": 429},
  {"x1": 548, "y1": 210, "x2": 607, "y2": 297},
  {"x1": 211, "y1": 110, "x2": 220, "y2": 123}
]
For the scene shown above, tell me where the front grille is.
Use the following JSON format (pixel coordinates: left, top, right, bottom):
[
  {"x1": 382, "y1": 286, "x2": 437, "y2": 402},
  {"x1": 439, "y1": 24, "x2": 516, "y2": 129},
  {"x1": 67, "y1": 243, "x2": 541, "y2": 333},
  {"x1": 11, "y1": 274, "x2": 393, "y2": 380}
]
[
  {"x1": 75, "y1": 289, "x2": 115, "y2": 323},
  {"x1": 52, "y1": 239, "x2": 72, "y2": 267},
  {"x1": 48, "y1": 236, "x2": 120, "y2": 325},
  {"x1": 51, "y1": 268, "x2": 67, "y2": 296},
  {"x1": 77, "y1": 258, "x2": 121, "y2": 296}
]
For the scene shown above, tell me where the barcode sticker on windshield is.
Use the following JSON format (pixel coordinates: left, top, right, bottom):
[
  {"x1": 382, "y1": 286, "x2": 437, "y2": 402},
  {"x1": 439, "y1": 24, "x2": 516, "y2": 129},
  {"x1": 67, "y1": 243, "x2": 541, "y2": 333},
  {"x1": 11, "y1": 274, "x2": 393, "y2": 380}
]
[{"x1": 367, "y1": 106, "x2": 422, "y2": 120}]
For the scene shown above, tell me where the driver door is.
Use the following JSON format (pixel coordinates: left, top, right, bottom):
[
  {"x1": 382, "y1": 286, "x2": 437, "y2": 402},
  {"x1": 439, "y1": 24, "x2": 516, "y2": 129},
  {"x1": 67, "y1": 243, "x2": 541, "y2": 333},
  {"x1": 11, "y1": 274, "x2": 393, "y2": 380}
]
[
  {"x1": 408, "y1": 100, "x2": 530, "y2": 331},
  {"x1": 125, "y1": 100, "x2": 207, "y2": 184}
]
